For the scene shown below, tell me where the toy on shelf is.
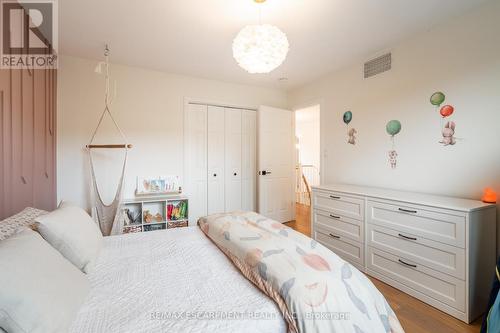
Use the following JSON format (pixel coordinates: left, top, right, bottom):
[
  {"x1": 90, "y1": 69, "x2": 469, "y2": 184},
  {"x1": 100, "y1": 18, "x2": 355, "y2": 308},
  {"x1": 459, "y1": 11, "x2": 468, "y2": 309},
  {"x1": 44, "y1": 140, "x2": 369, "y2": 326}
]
[
  {"x1": 167, "y1": 201, "x2": 188, "y2": 221},
  {"x1": 123, "y1": 207, "x2": 141, "y2": 226},
  {"x1": 121, "y1": 196, "x2": 188, "y2": 234},
  {"x1": 143, "y1": 210, "x2": 154, "y2": 224}
]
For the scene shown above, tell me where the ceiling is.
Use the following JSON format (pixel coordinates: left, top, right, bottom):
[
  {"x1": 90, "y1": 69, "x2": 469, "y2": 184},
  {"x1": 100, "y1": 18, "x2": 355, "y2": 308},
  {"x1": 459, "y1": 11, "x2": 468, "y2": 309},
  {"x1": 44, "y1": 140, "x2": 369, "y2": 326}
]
[{"x1": 59, "y1": 0, "x2": 489, "y2": 90}]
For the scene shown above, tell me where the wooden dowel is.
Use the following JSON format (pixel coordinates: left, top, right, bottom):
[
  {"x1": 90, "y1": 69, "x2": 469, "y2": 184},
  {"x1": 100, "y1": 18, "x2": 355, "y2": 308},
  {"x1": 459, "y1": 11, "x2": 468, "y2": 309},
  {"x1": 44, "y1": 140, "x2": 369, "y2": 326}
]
[{"x1": 86, "y1": 144, "x2": 133, "y2": 149}]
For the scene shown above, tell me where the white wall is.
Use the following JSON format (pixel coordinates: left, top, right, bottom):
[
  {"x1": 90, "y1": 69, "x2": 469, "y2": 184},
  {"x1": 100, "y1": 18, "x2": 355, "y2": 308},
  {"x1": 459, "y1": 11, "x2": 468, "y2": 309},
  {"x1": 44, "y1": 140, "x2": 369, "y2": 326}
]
[
  {"x1": 289, "y1": 1, "x2": 500, "y2": 254},
  {"x1": 57, "y1": 55, "x2": 287, "y2": 210},
  {"x1": 295, "y1": 105, "x2": 320, "y2": 170}
]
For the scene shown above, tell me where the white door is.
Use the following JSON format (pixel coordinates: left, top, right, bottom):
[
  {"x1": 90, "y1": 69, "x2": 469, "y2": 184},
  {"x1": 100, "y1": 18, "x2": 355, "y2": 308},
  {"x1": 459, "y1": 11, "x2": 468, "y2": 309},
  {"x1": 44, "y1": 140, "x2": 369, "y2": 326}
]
[
  {"x1": 225, "y1": 108, "x2": 242, "y2": 212},
  {"x1": 207, "y1": 106, "x2": 225, "y2": 214},
  {"x1": 258, "y1": 106, "x2": 294, "y2": 223},
  {"x1": 242, "y1": 110, "x2": 257, "y2": 211},
  {"x1": 185, "y1": 104, "x2": 207, "y2": 225}
]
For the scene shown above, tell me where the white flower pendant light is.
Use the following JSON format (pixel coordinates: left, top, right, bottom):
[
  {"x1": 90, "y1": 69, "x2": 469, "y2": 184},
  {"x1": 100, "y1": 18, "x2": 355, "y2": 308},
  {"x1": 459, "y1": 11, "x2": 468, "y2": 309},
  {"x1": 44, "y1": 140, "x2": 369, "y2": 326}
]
[{"x1": 232, "y1": 0, "x2": 289, "y2": 74}]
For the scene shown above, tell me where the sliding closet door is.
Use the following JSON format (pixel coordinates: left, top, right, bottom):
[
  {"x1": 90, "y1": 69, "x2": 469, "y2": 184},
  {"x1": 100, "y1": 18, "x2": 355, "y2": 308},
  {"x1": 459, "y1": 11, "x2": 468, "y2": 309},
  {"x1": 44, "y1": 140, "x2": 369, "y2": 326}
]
[
  {"x1": 207, "y1": 106, "x2": 225, "y2": 215},
  {"x1": 185, "y1": 104, "x2": 207, "y2": 225},
  {"x1": 0, "y1": 68, "x2": 56, "y2": 219},
  {"x1": 241, "y1": 110, "x2": 256, "y2": 211},
  {"x1": 0, "y1": 69, "x2": 9, "y2": 218},
  {"x1": 224, "y1": 108, "x2": 242, "y2": 212}
]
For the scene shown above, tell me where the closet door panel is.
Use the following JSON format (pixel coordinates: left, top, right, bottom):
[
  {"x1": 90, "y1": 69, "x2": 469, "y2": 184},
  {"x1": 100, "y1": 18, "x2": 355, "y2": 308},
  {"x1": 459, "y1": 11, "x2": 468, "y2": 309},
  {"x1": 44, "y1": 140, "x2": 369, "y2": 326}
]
[
  {"x1": 185, "y1": 104, "x2": 208, "y2": 225},
  {"x1": 207, "y1": 106, "x2": 225, "y2": 215},
  {"x1": 0, "y1": 68, "x2": 56, "y2": 219},
  {"x1": 46, "y1": 69, "x2": 57, "y2": 210},
  {"x1": 0, "y1": 69, "x2": 10, "y2": 218},
  {"x1": 10, "y1": 69, "x2": 32, "y2": 215},
  {"x1": 224, "y1": 108, "x2": 242, "y2": 212},
  {"x1": 21, "y1": 69, "x2": 35, "y2": 206},
  {"x1": 33, "y1": 69, "x2": 51, "y2": 210},
  {"x1": 241, "y1": 110, "x2": 256, "y2": 212}
]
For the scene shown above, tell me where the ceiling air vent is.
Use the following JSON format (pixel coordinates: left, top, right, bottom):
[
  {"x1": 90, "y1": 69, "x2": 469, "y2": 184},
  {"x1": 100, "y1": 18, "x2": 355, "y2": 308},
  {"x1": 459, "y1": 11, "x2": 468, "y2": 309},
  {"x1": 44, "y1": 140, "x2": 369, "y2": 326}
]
[{"x1": 364, "y1": 53, "x2": 391, "y2": 78}]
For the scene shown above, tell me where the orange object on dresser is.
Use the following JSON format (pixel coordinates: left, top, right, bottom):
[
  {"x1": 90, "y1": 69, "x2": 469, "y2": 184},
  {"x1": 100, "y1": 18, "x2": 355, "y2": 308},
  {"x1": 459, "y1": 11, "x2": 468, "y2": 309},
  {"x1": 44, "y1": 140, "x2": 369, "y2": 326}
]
[{"x1": 482, "y1": 188, "x2": 497, "y2": 203}]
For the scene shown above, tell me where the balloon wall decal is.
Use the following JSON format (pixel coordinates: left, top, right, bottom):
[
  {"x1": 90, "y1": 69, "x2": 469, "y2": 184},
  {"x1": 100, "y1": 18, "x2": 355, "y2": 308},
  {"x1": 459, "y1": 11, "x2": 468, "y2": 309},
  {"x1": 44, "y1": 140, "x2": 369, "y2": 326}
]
[
  {"x1": 386, "y1": 120, "x2": 402, "y2": 169},
  {"x1": 439, "y1": 105, "x2": 454, "y2": 118},
  {"x1": 343, "y1": 111, "x2": 357, "y2": 145},
  {"x1": 429, "y1": 91, "x2": 458, "y2": 146},
  {"x1": 430, "y1": 92, "x2": 446, "y2": 106},
  {"x1": 343, "y1": 111, "x2": 352, "y2": 125},
  {"x1": 386, "y1": 120, "x2": 402, "y2": 136}
]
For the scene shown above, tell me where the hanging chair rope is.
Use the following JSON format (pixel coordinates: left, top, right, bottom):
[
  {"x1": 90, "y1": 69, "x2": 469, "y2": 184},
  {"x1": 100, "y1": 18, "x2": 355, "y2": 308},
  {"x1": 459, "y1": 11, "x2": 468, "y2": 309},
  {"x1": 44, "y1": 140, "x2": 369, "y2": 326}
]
[{"x1": 87, "y1": 45, "x2": 130, "y2": 236}]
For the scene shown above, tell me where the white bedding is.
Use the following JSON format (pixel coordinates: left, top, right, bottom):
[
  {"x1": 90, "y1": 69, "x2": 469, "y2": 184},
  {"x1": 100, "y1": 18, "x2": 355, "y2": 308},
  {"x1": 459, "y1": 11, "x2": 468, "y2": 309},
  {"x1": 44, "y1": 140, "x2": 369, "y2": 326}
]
[{"x1": 70, "y1": 227, "x2": 286, "y2": 333}]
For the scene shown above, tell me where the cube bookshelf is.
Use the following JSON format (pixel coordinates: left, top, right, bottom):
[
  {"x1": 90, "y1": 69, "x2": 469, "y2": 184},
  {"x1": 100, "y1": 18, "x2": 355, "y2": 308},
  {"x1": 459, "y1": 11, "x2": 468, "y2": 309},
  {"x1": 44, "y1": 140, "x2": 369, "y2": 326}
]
[{"x1": 121, "y1": 195, "x2": 189, "y2": 234}]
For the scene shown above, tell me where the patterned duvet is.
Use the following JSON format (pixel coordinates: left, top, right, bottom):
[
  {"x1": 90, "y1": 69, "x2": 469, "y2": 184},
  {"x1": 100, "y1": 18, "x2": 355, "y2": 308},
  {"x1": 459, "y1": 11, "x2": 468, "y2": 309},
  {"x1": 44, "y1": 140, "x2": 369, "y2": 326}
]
[{"x1": 199, "y1": 211, "x2": 405, "y2": 333}]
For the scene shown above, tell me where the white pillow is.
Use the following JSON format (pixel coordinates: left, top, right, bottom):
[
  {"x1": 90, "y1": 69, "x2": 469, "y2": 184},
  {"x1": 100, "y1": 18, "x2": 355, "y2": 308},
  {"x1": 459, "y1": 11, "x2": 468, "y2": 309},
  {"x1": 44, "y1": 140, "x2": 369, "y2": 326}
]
[
  {"x1": 0, "y1": 228, "x2": 89, "y2": 333},
  {"x1": 35, "y1": 205, "x2": 103, "y2": 273},
  {"x1": 0, "y1": 207, "x2": 48, "y2": 241}
]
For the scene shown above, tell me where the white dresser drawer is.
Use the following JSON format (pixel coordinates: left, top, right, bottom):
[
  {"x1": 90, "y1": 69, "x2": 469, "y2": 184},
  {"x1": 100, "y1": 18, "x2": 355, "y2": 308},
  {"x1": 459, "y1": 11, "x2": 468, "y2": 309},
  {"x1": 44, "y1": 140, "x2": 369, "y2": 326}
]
[
  {"x1": 367, "y1": 224, "x2": 465, "y2": 279},
  {"x1": 313, "y1": 191, "x2": 364, "y2": 221},
  {"x1": 314, "y1": 209, "x2": 363, "y2": 242},
  {"x1": 367, "y1": 199, "x2": 466, "y2": 248},
  {"x1": 367, "y1": 246, "x2": 465, "y2": 312},
  {"x1": 315, "y1": 227, "x2": 364, "y2": 266}
]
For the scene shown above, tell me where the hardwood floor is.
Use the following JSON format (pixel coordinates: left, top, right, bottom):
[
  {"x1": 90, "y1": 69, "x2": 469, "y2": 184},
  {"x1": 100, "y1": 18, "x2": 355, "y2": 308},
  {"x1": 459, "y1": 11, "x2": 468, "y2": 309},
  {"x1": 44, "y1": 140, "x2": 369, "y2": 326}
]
[
  {"x1": 285, "y1": 203, "x2": 483, "y2": 333},
  {"x1": 284, "y1": 203, "x2": 312, "y2": 236}
]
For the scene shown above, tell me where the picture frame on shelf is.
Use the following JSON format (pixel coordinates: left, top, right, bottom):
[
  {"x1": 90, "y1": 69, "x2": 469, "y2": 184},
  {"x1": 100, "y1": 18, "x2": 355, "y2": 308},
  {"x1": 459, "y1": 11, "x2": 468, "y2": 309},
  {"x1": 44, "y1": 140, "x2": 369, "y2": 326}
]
[{"x1": 136, "y1": 175, "x2": 181, "y2": 196}]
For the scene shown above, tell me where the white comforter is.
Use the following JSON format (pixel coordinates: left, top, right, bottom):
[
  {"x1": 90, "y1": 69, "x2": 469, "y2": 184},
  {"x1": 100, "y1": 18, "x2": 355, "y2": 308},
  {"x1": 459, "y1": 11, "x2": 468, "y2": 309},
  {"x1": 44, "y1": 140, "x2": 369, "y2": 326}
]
[{"x1": 70, "y1": 227, "x2": 286, "y2": 333}]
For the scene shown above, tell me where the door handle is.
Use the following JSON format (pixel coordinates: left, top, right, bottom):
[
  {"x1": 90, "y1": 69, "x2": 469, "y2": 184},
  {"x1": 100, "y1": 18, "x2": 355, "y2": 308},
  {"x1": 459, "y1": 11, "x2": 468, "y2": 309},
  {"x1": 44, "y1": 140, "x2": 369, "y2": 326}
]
[
  {"x1": 329, "y1": 214, "x2": 341, "y2": 219},
  {"x1": 398, "y1": 208, "x2": 417, "y2": 214},
  {"x1": 233, "y1": 172, "x2": 237, "y2": 176},
  {"x1": 260, "y1": 170, "x2": 272, "y2": 176},
  {"x1": 398, "y1": 259, "x2": 417, "y2": 268},
  {"x1": 329, "y1": 233, "x2": 340, "y2": 239},
  {"x1": 329, "y1": 195, "x2": 341, "y2": 199},
  {"x1": 398, "y1": 233, "x2": 417, "y2": 241},
  {"x1": 213, "y1": 173, "x2": 217, "y2": 177}
]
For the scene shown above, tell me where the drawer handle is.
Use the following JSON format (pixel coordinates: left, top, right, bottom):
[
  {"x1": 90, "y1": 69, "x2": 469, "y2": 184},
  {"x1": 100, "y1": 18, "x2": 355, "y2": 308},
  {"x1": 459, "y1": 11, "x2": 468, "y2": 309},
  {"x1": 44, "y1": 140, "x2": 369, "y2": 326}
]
[
  {"x1": 398, "y1": 233, "x2": 417, "y2": 241},
  {"x1": 329, "y1": 214, "x2": 341, "y2": 219},
  {"x1": 329, "y1": 233, "x2": 341, "y2": 239},
  {"x1": 329, "y1": 195, "x2": 341, "y2": 199},
  {"x1": 398, "y1": 208, "x2": 417, "y2": 214},
  {"x1": 398, "y1": 259, "x2": 417, "y2": 268}
]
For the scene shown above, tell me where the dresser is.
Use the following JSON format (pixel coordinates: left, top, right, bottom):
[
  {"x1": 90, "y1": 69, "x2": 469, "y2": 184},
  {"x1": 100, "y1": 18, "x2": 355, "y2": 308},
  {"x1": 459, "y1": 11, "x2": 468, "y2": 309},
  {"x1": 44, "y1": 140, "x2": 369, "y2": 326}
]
[{"x1": 311, "y1": 184, "x2": 497, "y2": 323}]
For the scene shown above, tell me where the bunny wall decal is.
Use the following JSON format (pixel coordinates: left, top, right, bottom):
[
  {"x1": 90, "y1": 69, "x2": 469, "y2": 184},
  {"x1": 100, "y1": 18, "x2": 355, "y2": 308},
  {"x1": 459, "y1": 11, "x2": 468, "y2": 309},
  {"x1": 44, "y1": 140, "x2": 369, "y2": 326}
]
[
  {"x1": 440, "y1": 121, "x2": 457, "y2": 146},
  {"x1": 347, "y1": 128, "x2": 357, "y2": 145}
]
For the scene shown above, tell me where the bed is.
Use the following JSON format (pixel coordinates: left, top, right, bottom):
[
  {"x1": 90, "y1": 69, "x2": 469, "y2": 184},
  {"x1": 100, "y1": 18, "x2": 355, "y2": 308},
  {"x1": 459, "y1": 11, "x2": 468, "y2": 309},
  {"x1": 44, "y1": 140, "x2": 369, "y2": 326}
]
[
  {"x1": 1, "y1": 207, "x2": 403, "y2": 333},
  {"x1": 70, "y1": 227, "x2": 286, "y2": 333}
]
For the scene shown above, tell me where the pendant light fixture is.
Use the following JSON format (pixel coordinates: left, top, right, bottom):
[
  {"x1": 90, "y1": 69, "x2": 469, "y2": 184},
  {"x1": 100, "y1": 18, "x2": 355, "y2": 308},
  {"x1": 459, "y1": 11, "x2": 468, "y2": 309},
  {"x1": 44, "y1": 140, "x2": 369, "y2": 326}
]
[{"x1": 232, "y1": 0, "x2": 289, "y2": 74}]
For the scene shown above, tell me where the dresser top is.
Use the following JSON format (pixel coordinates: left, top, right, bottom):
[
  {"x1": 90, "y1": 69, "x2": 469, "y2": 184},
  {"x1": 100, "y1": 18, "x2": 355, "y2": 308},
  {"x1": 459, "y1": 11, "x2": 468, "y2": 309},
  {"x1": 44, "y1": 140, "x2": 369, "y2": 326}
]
[{"x1": 312, "y1": 184, "x2": 496, "y2": 212}]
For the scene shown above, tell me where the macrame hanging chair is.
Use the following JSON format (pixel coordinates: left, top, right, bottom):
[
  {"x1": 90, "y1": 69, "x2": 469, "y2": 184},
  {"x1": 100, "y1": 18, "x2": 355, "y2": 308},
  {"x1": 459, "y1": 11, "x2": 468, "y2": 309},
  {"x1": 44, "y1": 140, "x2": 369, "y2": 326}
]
[{"x1": 86, "y1": 46, "x2": 132, "y2": 236}]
